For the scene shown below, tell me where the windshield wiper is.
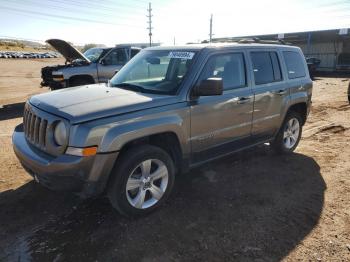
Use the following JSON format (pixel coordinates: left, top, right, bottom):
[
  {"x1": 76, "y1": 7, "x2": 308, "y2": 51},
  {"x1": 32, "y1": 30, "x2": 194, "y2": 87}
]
[{"x1": 111, "y1": 83, "x2": 145, "y2": 93}]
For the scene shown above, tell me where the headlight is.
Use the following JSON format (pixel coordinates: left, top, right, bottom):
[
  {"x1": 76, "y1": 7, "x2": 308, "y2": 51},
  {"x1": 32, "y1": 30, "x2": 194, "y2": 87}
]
[{"x1": 54, "y1": 121, "x2": 67, "y2": 146}]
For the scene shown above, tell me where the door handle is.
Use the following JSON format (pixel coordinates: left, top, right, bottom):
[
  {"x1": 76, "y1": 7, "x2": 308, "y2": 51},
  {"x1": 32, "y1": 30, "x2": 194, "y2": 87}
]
[
  {"x1": 237, "y1": 97, "x2": 251, "y2": 104},
  {"x1": 272, "y1": 90, "x2": 287, "y2": 95}
]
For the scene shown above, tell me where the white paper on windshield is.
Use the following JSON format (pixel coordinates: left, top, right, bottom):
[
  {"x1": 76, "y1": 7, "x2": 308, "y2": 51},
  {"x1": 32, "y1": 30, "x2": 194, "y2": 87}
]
[{"x1": 168, "y1": 51, "x2": 195, "y2": 59}]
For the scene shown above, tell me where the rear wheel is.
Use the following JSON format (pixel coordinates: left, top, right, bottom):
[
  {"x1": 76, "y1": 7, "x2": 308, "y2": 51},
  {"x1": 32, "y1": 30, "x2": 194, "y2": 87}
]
[
  {"x1": 271, "y1": 111, "x2": 303, "y2": 154},
  {"x1": 108, "y1": 145, "x2": 175, "y2": 217}
]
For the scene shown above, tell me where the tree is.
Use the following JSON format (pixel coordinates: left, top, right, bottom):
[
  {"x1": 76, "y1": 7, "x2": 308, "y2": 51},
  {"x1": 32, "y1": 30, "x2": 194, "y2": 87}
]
[{"x1": 82, "y1": 43, "x2": 99, "y2": 52}]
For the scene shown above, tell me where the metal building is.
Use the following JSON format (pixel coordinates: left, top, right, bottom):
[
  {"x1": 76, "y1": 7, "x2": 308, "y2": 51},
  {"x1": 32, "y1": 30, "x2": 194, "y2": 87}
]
[{"x1": 212, "y1": 28, "x2": 350, "y2": 72}]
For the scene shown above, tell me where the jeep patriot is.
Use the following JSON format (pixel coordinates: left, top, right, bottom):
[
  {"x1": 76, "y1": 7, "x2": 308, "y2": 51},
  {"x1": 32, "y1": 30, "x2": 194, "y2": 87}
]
[{"x1": 13, "y1": 43, "x2": 312, "y2": 216}]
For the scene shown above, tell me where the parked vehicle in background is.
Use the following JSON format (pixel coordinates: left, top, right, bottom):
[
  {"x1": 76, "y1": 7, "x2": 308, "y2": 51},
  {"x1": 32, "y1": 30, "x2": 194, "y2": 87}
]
[
  {"x1": 41, "y1": 39, "x2": 141, "y2": 90},
  {"x1": 336, "y1": 53, "x2": 350, "y2": 71},
  {"x1": 306, "y1": 57, "x2": 321, "y2": 79},
  {"x1": 0, "y1": 51, "x2": 58, "y2": 59},
  {"x1": 13, "y1": 43, "x2": 312, "y2": 217}
]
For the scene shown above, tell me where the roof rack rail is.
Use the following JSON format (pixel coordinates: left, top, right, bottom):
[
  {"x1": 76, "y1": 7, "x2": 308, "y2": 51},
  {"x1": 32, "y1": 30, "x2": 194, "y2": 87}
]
[{"x1": 237, "y1": 37, "x2": 288, "y2": 45}]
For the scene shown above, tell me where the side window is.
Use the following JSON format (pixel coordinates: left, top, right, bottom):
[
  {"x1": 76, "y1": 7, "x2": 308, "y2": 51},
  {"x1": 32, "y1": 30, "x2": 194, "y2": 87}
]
[
  {"x1": 251, "y1": 51, "x2": 282, "y2": 85},
  {"x1": 283, "y1": 51, "x2": 306, "y2": 79},
  {"x1": 197, "y1": 53, "x2": 246, "y2": 91},
  {"x1": 104, "y1": 49, "x2": 127, "y2": 65}
]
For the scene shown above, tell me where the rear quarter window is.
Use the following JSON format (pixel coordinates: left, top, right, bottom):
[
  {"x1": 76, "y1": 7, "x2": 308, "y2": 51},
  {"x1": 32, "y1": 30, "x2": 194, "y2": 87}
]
[{"x1": 283, "y1": 51, "x2": 306, "y2": 79}]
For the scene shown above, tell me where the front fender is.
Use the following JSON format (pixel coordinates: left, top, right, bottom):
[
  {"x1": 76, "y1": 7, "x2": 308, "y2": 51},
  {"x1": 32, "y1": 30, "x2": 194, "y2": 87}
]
[
  {"x1": 60, "y1": 64, "x2": 98, "y2": 81},
  {"x1": 99, "y1": 115, "x2": 189, "y2": 154}
]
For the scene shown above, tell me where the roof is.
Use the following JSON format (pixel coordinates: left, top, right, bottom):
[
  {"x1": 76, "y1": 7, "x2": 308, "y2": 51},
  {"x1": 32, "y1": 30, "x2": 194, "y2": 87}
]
[
  {"x1": 145, "y1": 42, "x2": 300, "y2": 51},
  {"x1": 212, "y1": 28, "x2": 350, "y2": 44}
]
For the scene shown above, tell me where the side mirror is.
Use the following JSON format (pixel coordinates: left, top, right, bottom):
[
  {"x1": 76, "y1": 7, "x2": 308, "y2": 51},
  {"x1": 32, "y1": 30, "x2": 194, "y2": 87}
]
[
  {"x1": 100, "y1": 59, "x2": 106, "y2": 65},
  {"x1": 192, "y1": 78, "x2": 223, "y2": 97}
]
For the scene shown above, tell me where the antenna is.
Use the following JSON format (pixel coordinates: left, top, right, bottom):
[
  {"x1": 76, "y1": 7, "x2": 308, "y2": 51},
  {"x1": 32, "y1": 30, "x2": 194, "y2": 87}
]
[
  {"x1": 147, "y1": 2, "x2": 153, "y2": 47},
  {"x1": 209, "y1": 14, "x2": 213, "y2": 43}
]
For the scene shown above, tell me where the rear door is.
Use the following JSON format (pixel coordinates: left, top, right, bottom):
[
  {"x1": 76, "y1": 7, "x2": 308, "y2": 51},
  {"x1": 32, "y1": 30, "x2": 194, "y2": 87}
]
[
  {"x1": 249, "y1": 49, "x2": 289, "y2": 141},
  {"x1": 97, "y1": 48, "x2": 128, "y2": 82},
  {"x1": 190, "y1": 51, "x2": 254, "y2": 162}
]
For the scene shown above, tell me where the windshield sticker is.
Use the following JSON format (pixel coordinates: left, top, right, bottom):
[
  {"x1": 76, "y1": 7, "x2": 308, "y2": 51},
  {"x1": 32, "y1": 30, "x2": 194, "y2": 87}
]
[{"x1": 168, "y1": 51, "x2": 195, "y2": 59}]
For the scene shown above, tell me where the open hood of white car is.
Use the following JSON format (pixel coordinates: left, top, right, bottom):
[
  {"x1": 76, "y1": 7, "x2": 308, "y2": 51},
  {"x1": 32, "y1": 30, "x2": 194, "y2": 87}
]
[{"x1": 46, "y1": 39, "x2": 90, "y2": 63}]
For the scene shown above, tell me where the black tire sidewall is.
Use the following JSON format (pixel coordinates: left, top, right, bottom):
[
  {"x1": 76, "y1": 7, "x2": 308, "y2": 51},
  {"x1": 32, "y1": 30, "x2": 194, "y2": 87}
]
[
  {"x1": 272, "y1": 111, "x2": 303, "y2": 153},
  {"x1": 108, "y1": 145, "x2": 175, "y2": 217}
]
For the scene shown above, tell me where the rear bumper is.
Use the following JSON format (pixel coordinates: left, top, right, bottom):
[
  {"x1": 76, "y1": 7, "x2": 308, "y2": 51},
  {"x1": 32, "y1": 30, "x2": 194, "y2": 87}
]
[{"x1": 12, "y1": 124, "x2": 118, "y2": 198}]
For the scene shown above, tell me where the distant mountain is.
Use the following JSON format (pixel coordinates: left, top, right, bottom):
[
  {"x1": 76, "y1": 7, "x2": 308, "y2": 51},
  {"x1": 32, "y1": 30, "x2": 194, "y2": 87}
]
[{"x1": 0, "y1": 38, "x2": 44, "y2": 48}]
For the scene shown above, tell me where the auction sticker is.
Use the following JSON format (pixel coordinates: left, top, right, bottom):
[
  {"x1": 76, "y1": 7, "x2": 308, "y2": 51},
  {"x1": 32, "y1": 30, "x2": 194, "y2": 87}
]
[{"x1": 168, "y1": 51, "x2": 195, "y2": 59}]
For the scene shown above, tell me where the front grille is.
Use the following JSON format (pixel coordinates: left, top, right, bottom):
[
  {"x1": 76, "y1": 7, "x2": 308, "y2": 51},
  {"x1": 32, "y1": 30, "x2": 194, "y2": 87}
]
[
  {"x1": 41, "y1": 66, "x2": 55, "y2": 82},
  {"x1": 23, "y1": 102, "x2": 69, "y2": 156},
  {"x1": 23, "y1": 106, "x2": 48, "y2": 150}
]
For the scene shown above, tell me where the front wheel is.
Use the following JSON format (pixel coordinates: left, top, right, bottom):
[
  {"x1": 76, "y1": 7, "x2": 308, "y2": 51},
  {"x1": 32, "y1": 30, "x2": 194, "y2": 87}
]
[
  {"x1": 271, "y1": 111, "x2": 303, "y2": 154},
  {"x1": 108, "y1": 145, "x2": 175, "y2": 217}
]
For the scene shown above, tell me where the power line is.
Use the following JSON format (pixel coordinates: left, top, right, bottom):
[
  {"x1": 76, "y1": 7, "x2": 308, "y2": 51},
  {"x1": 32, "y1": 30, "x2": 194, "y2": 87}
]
[
  {"x1": 4, "y1": 0, "x2": 145, "y2": 21},
  {"x1": 147, "y1": 2, "x2": 153, "y2": 47},
  {"x1": 49, "y1": 0, "x2": 143, "y2": 11},
  {"x1": 94, "y1": 0, "x2": 147, "y2": 8},
  {"x1": 0, "y1": 5, "x2": 143, "y2": 28},
  {"x1": 5, "y1": 0, "x2": 146, "y2": 16}
]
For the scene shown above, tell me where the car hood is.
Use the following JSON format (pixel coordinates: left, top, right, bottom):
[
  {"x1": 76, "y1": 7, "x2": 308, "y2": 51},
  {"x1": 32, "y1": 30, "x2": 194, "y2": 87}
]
[
  {"x1": 46, "y1": 39, "x2": 90, "y2": 63},
  {"x1": 29, "y1": 84, "x2": 180, "y2": 124}
]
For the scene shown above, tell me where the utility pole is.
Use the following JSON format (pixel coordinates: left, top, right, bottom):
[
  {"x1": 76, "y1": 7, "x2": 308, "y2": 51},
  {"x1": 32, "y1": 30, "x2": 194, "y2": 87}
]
[
  {"x1": 147, "y1": 2, "x2": 153, "y2": 47},
  {"x1": 209, "y1": 14, "x2": 213, "y2": 43}
]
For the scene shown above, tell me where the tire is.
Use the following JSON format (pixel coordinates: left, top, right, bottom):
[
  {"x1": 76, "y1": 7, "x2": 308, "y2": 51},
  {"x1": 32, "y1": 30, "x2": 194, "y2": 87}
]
[
  {"x1": 108, "y1": 145, "x2": 175, "y2": 217},
  {"x1": 69, "y1": 78, "x2": 93, "y2": 87},
  {"x1": 271, "y1": 111, "x2": 303, "y2": 154}
]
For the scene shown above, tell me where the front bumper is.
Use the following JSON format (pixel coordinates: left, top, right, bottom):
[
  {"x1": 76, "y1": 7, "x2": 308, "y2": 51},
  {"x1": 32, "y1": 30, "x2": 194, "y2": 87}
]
[
  {"x1": 40, "y1": 80, "x2": 67, "y2": 90},
  {"x1": 12, "y1": 124, "x2": 118, "y2": 198}
]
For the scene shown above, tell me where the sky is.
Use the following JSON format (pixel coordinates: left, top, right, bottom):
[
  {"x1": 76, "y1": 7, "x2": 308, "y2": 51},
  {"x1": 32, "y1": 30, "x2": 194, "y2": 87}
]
[{"x1": 0, "y1": 0, "x2": 350, "y2": 46}]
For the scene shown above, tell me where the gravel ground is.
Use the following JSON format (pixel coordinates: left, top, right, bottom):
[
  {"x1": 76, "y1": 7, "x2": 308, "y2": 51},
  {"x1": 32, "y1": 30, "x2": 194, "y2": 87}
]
[{"x1": 0, "y1": 59, "x2": 349, "y2": 261}]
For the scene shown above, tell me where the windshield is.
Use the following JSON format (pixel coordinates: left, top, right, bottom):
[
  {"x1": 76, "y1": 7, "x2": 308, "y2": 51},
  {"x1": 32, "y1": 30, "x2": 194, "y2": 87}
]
[
  {"x1": 83, "y1": 48, "x2": 104, "y2": 62},
  {"x1": 110, "y1": 50, "x2": 197, "y2": 95}
]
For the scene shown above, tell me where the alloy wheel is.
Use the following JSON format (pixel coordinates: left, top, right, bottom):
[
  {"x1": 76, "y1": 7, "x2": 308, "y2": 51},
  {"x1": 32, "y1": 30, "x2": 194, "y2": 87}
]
[
  {"x1": 283, "y1": 117, "x2": 300, "y2": 149},
  {"x1": 125, "y1": 159, "x2": 169, "y2": 209}
]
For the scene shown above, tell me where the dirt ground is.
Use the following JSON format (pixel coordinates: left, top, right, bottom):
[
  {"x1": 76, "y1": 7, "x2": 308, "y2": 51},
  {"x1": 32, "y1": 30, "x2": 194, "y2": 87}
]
[{"x1": 0, "y1": 59, "x2": 349, "y2": 261}]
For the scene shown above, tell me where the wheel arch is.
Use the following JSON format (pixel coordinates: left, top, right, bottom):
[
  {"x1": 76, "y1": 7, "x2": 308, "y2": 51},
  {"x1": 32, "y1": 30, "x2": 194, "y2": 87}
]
[
  {"x1": 68, "y1": 74, "x2": 95, "y2": 85},
  {"x1": 287, "y1": 102, "x2": 308, "y2": 125},
  {"x1": 117, "y1": 132, "x2": 183, "y2": 173}
]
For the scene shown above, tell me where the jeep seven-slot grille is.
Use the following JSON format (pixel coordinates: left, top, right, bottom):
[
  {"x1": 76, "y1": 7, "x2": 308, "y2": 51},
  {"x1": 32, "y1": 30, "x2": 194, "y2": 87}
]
[{"x1": 23, "y1": 106, "x2": 48, "y2": 149}]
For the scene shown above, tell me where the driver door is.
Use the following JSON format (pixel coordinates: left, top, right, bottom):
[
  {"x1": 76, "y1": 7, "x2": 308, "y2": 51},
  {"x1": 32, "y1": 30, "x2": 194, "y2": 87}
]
[
  {"x1": 190, "y1": 51, "x2": 254, "y2": 163},
  {"x1": 97, "y1": 48, "x2": 128, "y2": 82}
]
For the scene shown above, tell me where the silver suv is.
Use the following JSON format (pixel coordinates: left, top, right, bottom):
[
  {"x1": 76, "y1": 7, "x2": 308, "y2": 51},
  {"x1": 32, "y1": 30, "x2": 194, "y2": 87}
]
[
  {"x1": 41, "y1": 39, "x2": 140, "y2": 90},
  {"x1": 13, "y1": 43, "x2": 312, "y2": 216}
]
